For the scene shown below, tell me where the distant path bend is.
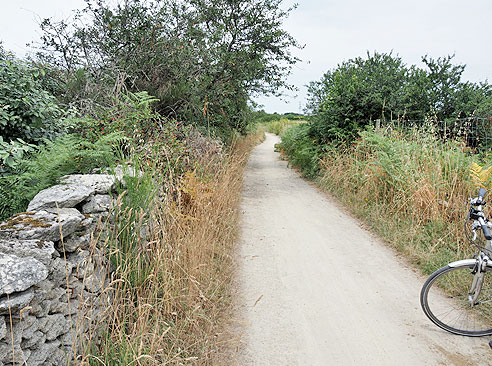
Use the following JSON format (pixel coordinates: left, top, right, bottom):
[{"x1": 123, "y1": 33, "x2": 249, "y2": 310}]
[{"x1": 236, "y1": 133, "x2": 490, "y2": 366}]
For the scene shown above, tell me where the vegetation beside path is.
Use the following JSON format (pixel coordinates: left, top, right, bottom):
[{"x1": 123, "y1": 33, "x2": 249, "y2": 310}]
[
  {"x1": 0, "y1": 0, "x2": 299, "y2": 363},
  {"x1": 281, "y1": 126, "x2": 481, "y2": 273},
  {"x1": 269, "y1": 51, "x2": 492, "y2": 276}
]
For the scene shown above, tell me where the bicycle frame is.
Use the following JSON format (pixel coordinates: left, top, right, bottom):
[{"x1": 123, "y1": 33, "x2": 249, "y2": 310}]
[
  {"x1": 420, "y1": 188, "x2": 492, "y2": 336},
  {"x1": 449, "y1": 240, "x2": 492, "y2": 306}
]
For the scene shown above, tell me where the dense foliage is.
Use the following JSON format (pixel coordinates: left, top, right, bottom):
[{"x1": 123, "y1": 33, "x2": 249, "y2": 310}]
[
  {"x1": 35, "y1": 0, "x2": 300, "y2": 135},
  {"x1": 0, "y1": 1, "x2": 300, "y2": 363},
  {"x1": 0, "y1": 0, "x2": 299, "y2": 217},
  {"x1": 306, "y1": 52, "x2": 492, "y2": 143},
  {"x1": 0, "y1": 46, "x2": 64, "y2": 143}
]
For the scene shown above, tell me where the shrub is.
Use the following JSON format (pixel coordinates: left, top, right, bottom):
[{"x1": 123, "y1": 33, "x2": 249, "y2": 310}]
[
  {"x1": 278, "y1": 123, "x2": 322, "y2": 178},
  {"x1": 0, "y1": 136, "x2": 35, "y2": 173},
  {"x1": 0, "y1": 47, "x2": 64, "y2": 143},
  {"x1": 317, "y1": 127, "x2": 478, "y2": 271}
]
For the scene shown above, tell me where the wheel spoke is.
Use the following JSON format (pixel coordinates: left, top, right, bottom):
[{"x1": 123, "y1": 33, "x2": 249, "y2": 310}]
[{"x1": 421, "y1": 264, "x2": 492, "y2": 336}]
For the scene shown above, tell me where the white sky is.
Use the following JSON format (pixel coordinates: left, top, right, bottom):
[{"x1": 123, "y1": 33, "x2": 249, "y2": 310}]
[{"x1": 1, "y1": 0, "x2": 491, "y2": 114}]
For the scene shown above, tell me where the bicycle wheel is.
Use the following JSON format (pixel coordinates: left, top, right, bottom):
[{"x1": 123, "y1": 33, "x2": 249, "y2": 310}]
[{"x1": 420, "y1": 263, "x2": 492, "y2": 336}]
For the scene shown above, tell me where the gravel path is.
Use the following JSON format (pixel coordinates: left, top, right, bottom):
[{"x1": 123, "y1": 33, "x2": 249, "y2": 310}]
[{"x1": 236, "y1": 133, "x2": 491, "y2": 365}]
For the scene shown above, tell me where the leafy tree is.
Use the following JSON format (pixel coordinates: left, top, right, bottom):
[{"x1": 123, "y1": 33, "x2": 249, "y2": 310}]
[
  {"x1": 34, "y1": 0, "x2": 300, "y2": 134},
  {"x1": 421, "y1": 55, "x2": 465, "y2": 119},
  {"x1": 307, "y1": 52, "x2": 492, "y2": 143},
  {"x1": 307, "y1": 52, "x2": 408, "y2": 141}
]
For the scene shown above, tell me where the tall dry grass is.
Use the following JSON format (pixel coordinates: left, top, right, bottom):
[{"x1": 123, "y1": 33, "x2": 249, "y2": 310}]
[
  {"x1": 316, "y1": 128, "x2": 483, "y2": 274},
  {"x1": 78, "y1": 133, "x2": 263, "y2": 365}
]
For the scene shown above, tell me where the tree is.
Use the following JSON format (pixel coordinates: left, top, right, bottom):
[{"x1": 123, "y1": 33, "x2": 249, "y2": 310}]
[
  {"x1": 421, "y1": 55, "x2": 465, "y2": 119},
  {"x1": 307, "y1": 52, "x2": 492, "y2": 143},
  {"x1": 34, "y1": 0, "x2": 300, "y2": 134},
  {"x1": 307, "y1": 52, "x2": 408, "y2": 142}
]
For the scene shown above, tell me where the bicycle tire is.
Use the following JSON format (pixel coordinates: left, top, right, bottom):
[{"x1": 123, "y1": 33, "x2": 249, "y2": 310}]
[{"x1": 420, "y1": 263, "x2": 492, "y2": 336}]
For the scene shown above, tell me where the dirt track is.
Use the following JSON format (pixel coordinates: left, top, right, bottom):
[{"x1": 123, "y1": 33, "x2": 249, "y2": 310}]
[{"x1": 235, "y1": 133, "x2": 491, "y2": 365}]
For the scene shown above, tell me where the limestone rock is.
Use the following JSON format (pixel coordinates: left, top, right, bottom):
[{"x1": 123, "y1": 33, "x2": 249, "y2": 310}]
[
  {"x1": 27, "y1": 183, "x2": 95, "y2": 211},
  {"x1": 36, "y1": 279, "x2": 54, "y2": 294},
  {"x1": 0, "y1": 209, "x2": 84, "y2": 242},
  {"x1": 44, "y1": 314, "x2": 68, "y2": 341},
  {"x1": 82, "y1": 194, "x2": 113, "y2": 214},
  {"x1": 45, "y1": 287, "x2": 65, "y2": 302},
  {"x1": 0, "y1": 317, "x2": 5, "y2": 340},
  {"x1": 79, "y1": 217, "x2": 93, "y2": 229},
  {"x1": 57, "y1": 233, "x2": 90, "y2": 253},
  {"x1": 22, "y1": 316, "x2": 39, "y2": 340},
  {"x1": 21, "y1": 314, "x2": 37, "y2": 330},
  {"x1": 58, "y1": 330, "x2": 74, "y2": 346},
  {"x1": 22, "y1": 330, "x2": 46, "y2": 349},
  {"x1": 0, "y1": 239, "x2": 55, "y2": 266},
  {"x1": 0, "y1": 289, "x2": 35, "y2": 315},
  {"x1": 89, "y1": 211, "x2": 112, "y2": 228},
  {"x1": 29, "y1": 296, "x2": 51, "y2": 318},
  {"x1": 48, "y1": 258, "x2": 73, "y2": 287},
  {"x1": 0, "y1": 343, "x2": 25, "y2": 364},
  {"x1": 0, "y1": 253, "x2": 47, "y2": 295},
  {"x1": 59, "y1": 174, "x2": 115, "y2": 194},
  {"x1": 0, "y1": 320, "x2": 24, "y2": 364},
  {"x1": 67, "y1": 250, "x2": 90, "y2": 269},
  {"x1": 84, "y1": 273, "x2": 104, "y2": 293},
  {"x1": 68, "y1": 250, "x2": 96, "y2": 280},
  {"x1": 49, "y1": 298, "x2": 78, "y2": 315},
  {"x1": 27, "y1": 340, "x2": 61, "y2": 366}
]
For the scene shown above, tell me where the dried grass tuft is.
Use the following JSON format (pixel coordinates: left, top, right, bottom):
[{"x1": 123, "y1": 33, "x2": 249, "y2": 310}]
[{"x1": 77, "y1": 132, "x2": 262, "y2": 365}]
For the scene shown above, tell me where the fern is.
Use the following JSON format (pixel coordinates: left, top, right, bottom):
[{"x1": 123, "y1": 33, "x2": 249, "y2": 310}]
[
  {"x1": 470, "y1": 162, "x2": 492, "y2": 189},
  {"x1": 0, "y1": 132, "x2": 124, "y2": 220}
]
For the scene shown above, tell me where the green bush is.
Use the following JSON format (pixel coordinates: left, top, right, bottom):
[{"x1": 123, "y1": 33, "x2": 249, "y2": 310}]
[
  {"x1": 0, "y1": 47, "x2": 64, "y2": 143},
  {"x1": 0, "y1": 136, "x2": 35, "y2": 173},
  {"x1": 306, "y1": 52, "x2": 492, "y2": 144},
  {"x1": 278, "y1": 123, "x2": 322, "y2": 178}
]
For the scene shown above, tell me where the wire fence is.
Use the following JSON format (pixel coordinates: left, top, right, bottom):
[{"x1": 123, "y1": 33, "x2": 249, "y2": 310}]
[{"x1": 375, "y1": 117, "x2": 492, "y2": 152}]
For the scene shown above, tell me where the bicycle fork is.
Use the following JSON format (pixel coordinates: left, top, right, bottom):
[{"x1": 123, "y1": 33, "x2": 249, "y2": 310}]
[{"x1": 469, "y1": 253, "x2": 489, "y2": 306}]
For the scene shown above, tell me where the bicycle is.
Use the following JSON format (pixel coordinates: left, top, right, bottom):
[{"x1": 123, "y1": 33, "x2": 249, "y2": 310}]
[{"x1": 420, "y1": 187, "x2": 492, "y2": 337}]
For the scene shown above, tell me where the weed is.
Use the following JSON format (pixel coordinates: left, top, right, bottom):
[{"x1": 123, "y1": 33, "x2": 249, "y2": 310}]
[
  {"x1": 281, "y1": 126, "x2": 485, "y2": 274},
  {"x1": 79, "y1": 132, "x2": 260, "y2": 365}
]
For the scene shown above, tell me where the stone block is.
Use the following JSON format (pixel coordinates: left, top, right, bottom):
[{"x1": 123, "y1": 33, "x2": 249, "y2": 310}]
[
  {"x1": 27, "y1": 340, "x2": 61, "y2": 366},
  {"x1": 44, "y1": 314, "x2": 68, "y2": 341},
  {"x1": 27, "y1": 184, "x2": 94, "y2": 211},
  {"x1": 0, "y1": 253, "x2": 47, "y2": 296},
  {"x1": 57, "y1": 233, "x2": 90, "y2": 253},
  {"x1": 0, "y1": 239, "x2": 55, "y2": 266},
  {"x1": 0, "y1": 317, "x2": 5, "y2": 340},
  {"x1": 0, "y1": 209, "x2": 84, "y2": 243},
  {"x1": 82, "y1": 194, "x2": 113, "y2": 214},
  {"x1": 59, "y1": 174, "x2": 115, "y2": 194},
  {"x1": 22, "y1": 330, "x2": 46, "y2": 349}
]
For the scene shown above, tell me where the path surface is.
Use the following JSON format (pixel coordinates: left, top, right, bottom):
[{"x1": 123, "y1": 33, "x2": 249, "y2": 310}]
[{"x1": 236, "y1": 133, "x2": 491, "y2": 365}]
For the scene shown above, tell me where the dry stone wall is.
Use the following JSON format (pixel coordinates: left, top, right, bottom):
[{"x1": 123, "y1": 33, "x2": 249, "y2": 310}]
[{"x1": 0, "y1": 174, "x2": 117, "y2": 366}]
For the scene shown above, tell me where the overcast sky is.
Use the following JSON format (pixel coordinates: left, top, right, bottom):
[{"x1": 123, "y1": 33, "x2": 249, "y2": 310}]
[{"x1": 1, "y1": 0, "x2": 491, "y2": 114}]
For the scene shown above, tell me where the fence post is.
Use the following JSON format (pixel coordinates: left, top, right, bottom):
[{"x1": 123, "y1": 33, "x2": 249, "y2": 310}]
[{"x1": 375, "y1": 119, "x2": 381, "y2": 130}]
